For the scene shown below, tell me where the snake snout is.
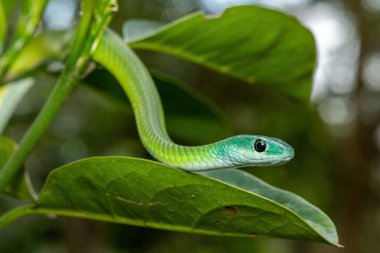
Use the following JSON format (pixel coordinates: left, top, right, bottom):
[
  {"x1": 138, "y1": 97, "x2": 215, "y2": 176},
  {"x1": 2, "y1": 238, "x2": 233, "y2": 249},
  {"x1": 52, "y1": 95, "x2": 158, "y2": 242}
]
[{"x1": 272, "y1": 138, "x2": 294, "y2": 160}]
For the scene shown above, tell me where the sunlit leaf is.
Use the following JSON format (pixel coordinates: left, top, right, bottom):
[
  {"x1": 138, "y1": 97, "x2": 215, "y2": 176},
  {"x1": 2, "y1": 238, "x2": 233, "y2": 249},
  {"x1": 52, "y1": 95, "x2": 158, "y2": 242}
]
[
  {"x1": 0, "y1": 78, "x2": 34, "y2": 134},
  {"x1": 8, "y1": 31, "x2": 67, "y2": 76},
  {"x1": 124, "y1": 6, "x2": 316, "y2": 104}
]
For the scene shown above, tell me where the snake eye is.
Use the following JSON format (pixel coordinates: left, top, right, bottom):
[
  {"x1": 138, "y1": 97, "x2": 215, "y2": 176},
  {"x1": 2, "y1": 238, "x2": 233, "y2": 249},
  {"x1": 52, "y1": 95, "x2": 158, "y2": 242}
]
[{"x1": 254, "y1": 139, "x2": 266, "y2": 153}]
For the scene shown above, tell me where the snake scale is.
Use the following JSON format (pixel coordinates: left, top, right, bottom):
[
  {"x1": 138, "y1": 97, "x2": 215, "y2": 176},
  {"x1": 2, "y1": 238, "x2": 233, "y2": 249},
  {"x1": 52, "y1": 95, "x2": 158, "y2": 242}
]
[{"x1": 92, "y1": 30, "x2": 294, "y2": 171}]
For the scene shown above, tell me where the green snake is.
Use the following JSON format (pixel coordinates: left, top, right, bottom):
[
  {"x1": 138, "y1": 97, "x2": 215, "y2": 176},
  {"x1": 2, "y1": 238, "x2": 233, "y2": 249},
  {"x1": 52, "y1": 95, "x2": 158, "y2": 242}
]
[{"x1": 92, "y1": 30, "x2": 294, "y2": 171}]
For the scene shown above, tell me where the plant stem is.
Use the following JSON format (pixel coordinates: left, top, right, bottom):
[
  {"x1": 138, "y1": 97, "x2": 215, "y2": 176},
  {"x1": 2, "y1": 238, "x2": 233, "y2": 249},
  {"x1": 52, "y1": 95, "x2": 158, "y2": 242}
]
[
  {"x1": 0, "y1": 0, "x2": 94, "y2": 191},
  {"x1": 0, "y1": 0, "x2": 49, "y2": 79},
  {"x1": 0, "y1": 1, "x2": 6, "y2": 54},
  {"x1": 0, "y1": 205, "x2": 35, "y2": 229}
]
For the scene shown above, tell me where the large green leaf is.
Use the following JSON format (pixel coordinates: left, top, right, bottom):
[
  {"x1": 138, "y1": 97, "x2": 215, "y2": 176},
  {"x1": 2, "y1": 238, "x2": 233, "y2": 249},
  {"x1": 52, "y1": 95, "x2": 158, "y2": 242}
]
[
  {"x1": 26, "y1": 157, "x2": 339, "y2": 246},
  {"x1": 0, "y1": 136, "x2": 34, "y2": 201},
  {"x1": 85, "y1": 69, "x2": 232, "y2": 143},
  {"x1": 124, "y1": 6, "x2": 316, "y2": 104}
]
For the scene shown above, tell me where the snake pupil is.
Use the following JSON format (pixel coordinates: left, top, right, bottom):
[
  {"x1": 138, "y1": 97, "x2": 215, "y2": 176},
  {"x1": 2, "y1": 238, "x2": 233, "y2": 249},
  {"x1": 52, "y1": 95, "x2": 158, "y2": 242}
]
[{"x1": 254, "y1": 139, "x2": 266, "y2": 152}]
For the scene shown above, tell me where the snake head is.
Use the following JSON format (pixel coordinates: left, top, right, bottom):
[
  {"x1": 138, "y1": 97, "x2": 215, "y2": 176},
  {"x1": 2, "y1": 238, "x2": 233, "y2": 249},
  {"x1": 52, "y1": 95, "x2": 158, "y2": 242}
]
[{"x1": 224, "y1": 135, "x2": 294, "y2": 167}]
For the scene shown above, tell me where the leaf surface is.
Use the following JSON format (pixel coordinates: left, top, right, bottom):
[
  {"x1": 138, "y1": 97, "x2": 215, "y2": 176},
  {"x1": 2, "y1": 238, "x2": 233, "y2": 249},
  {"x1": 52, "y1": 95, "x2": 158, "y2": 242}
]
[
  {"x1": 34, "y1": 157, "x2": 339, "y2": 246},
  {"x1": 124, "y1": 6, "x2": 316, "y2": 103}
]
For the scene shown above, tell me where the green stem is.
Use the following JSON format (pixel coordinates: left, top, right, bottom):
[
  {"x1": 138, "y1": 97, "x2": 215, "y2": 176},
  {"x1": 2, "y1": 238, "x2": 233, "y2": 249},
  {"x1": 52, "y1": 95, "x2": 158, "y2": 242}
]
[
  {"x1": 0, "y1": 205, "x2": 35, "y2": 229},
  {"x1": 0, "y1": 1, "x2": 6, "y2": 53},
  {"x1": 0, "y1": 0, "x2": 94, "y2": 191},
  {"x1": 0, "y1": 0, "x2": 49, "y2": 79}
]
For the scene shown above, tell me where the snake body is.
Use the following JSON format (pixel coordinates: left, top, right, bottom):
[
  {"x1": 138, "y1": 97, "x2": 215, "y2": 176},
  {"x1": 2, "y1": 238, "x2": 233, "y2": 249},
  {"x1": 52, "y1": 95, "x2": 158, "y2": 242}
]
[{"x1": 93, "y1": 30, "x2": 294, "y2": 171}]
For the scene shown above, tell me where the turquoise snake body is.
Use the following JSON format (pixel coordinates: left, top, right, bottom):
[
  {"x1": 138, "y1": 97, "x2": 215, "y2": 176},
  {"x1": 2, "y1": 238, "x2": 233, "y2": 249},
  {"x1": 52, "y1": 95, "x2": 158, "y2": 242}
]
[{"x1": 93, "y1": 30, "x2": 294, "y2": 171}]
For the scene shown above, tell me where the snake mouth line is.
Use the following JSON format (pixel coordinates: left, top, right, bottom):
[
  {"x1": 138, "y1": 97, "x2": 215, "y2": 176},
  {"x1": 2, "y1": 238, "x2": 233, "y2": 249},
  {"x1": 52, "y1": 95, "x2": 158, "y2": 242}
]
[
  {"x1": 268, "y1": 156, "x2": 293, "y2": 165},
  {"x1": 282, "y1": 156, "x2": 293, "y2": 161}
]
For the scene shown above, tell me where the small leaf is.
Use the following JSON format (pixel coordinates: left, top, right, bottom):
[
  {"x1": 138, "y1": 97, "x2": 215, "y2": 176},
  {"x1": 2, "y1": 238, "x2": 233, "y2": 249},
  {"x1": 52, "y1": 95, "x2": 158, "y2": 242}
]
[
  {"x1": 0, "y1": 136, "x2": 35, "y2": 201},
  {"x1": 0, "y1": 0, "x2": 49, "y2": 78},
  {"x1": 124, "y1": 6, "x2": 316, "y2": 104},
  {"x1": 33, "y1": 157, "x2": 339, "y2": 245},
  {"x1": 0, "y1": 78, "x2": 34, "y2": 134},
  {"x1": 8, "y1": 31, "x2": 67, "y2": 76}
]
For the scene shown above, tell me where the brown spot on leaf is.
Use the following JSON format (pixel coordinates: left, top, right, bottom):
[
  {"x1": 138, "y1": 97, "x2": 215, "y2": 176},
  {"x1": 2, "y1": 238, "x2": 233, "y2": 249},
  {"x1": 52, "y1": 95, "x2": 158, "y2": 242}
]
[
  {"x1": 215, "y1": 220, "x2": 222, "y2": 225},
  {"x1": 250, "y1": 232, "x2": 257, "y2": 237},
  {"x1": 224, "y1": 206, "x2": 238, "y2": 215}
]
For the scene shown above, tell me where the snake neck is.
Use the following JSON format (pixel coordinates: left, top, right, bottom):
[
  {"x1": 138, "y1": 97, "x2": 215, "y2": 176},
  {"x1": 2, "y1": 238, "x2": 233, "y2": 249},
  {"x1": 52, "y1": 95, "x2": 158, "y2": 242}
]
[{"x1": 142, "y1": 136, "x2": 243, "y2": 171}]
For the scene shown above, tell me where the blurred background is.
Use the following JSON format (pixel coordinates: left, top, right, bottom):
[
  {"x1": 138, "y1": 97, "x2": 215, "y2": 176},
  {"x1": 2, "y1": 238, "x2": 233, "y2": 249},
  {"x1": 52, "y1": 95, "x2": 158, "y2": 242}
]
[{"x1": 1, "y1": 0, "x2": 380, "y2": 252}]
